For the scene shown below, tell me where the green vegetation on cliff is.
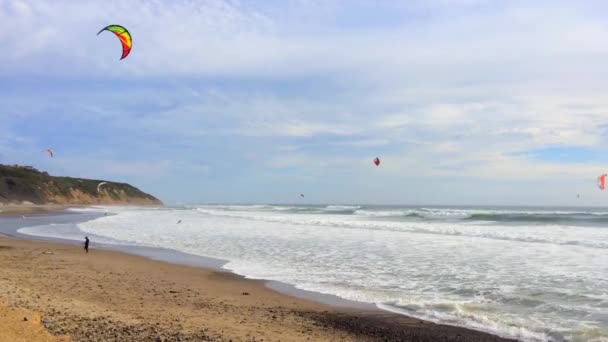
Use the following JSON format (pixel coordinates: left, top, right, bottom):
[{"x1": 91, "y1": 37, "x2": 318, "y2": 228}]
[{"x1": 0, "y1": 164, "x2": 161, "y2": 205}]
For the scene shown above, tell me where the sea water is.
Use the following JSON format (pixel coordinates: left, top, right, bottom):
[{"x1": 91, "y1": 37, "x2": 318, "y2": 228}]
[{"x1": 18, "y1": 205, "x2": 608, "y2": 342}]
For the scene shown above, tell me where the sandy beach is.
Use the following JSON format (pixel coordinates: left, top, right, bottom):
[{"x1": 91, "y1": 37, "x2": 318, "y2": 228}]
[{"x1": 0, "y1": 211, "x2": 516, "y2": 342}]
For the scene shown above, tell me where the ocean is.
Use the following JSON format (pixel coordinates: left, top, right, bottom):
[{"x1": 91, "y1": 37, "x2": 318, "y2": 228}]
[{"x1": 18, "y1": 205, "x2": 608, "y2": 342}]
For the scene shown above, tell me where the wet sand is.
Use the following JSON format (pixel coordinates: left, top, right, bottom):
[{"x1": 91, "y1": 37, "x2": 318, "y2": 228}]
[
  {"x1": 0, "y1": 213, "x2": 517, "y2": 341},
  {"x1": 0, "y1": 204, "x2": 74, "y2": 217}
]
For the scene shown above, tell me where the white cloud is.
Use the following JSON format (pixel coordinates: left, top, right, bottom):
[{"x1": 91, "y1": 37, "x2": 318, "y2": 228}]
[
  {"x1": 1, "y1": 0, "x2": 606, "y2": 81},
  {"x1": 335, "y1": 138, "x2": 390, "y2": 147},
  {"x1": 252, "y1": 120, "x2": 361, "y2": 137},
  {"x1": 4, "y1": 0, "x2": 608, "y2": 203}
]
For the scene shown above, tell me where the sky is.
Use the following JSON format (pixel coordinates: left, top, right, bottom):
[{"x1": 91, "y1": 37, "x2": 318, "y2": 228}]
[{"x1": 3, "y1": 0, "x2": 608, "y2": 206}]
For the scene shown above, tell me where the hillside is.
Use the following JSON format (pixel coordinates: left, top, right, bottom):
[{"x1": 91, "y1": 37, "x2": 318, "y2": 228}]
[{"x1": 0, "y1": 165, "x2": 162, "y2": 205}]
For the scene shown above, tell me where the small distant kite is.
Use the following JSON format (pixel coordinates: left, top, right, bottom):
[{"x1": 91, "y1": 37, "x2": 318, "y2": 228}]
[
  {"x1": 97, "y1": 182, "x2": 108, "y2": 193},
  {"x1": 373, "y1": 157, "x2": 380, "y2": 166},
  {"x1": 177, "y1": 220, "x2": 182, "y2": 224},
  {"x1": 598, "y1": 174, "x2": 607, "y2": 190},
  {"x1": 300, "y1": 194, "x2": 305, "y2": 198},
  {"x1": 97, "y1": 25, "x2": 132, "y2": 60},
  {"x1": 42, "y1": 149, "x2": 54, "y2": 158}
]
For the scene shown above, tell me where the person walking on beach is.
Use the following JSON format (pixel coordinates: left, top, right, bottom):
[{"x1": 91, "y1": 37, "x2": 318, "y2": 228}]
[{"x1": 84, "y1": 236, "x2": 90, "y2": 253}]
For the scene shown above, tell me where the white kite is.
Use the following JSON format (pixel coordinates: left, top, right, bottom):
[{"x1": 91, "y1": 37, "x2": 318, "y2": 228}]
[{"x1": 97, "y1": 182, "x2": 108, "y2": 192}]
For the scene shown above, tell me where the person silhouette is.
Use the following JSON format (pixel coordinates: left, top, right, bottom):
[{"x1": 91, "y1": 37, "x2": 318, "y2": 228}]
[{"x1": 84, "y1": 236, "x2": 90, "y2": 253}]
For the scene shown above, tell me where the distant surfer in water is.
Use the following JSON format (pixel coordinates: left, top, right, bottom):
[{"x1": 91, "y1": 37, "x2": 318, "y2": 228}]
[{"x1": 84, "y1": 237, "x2": 90, "y2": 253}]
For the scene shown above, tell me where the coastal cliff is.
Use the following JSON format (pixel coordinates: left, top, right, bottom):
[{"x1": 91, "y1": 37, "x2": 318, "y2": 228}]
[{"x1": 0, "y1": 164, "x2": 162, "y2": 205}]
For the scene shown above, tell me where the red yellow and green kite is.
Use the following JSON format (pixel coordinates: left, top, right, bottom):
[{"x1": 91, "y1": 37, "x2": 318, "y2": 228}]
[{"x1": 97, "y1": 25, "x2": 132, "y2": 60}]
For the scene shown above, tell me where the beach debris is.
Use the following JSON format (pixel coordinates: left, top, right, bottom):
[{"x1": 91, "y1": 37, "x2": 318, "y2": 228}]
[
  {"x1": 42, "y1": 148, "x2": 54, "y2": 158},
  {"x1": 373, "y1": 157, "x2": 380, "y2": 166},
  {"x1": 23, "y1": 316, "x2": 28, "y2": 321},
  {"x1": 97, "y1": 25, "x2": 132, "y2": 60},
  {"x1": 598, "y1": 174, "x2": 607, "y2": 190},
  {"x1": 97, "y1": 181, "x2": 108, "y2": 193},
  {"x1": 241, "y1": 292, "x2": 250, "y2": 296}
]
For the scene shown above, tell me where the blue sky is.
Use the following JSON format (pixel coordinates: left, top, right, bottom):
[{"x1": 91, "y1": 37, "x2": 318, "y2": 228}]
[{"x1": 3, "y1": 0, "x2": 608, "y2": 206}]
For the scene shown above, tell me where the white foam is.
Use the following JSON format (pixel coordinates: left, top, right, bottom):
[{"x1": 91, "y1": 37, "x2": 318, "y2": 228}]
[
  {"x1": 66, "y1": 206, "x2": 108, "y2": 213},
  {"x1": 324, "y1": 205, "x2": 360, "y2": 210},
  {"x1": 192, "y1": 207, "x2": 608, "y2": 249},
  {"x1": 19, "y1": 205, "x2": 608, "y2": 342}
]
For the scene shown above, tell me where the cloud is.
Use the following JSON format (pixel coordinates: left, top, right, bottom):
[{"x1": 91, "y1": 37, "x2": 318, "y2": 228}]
[
  {"x1": 3, "y1": 0, "x2": 608, "y2": 204},
  {"x1": 250, "y1": 120, "x2": 361, "y2": 137},
  {"x1": 335, "y1": 138, "x2": 390, "y2": 147},
  {"x1": 2, "y1": 0, "x2": 606, "y2": 81}
]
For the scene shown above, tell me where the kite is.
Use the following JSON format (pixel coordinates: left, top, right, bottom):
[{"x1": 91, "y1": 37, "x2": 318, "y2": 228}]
[
  {"x1": 300, "y1": 194, "x2": 305, "y2": 198},
  {"x1": 97, "y1": 25, "x2": 132, "y2": 60},
  {"x1": 42, "y1": 149, "x2": 54, "y2": 158},
  {"x1": 598, "y1": 174, "x2": 607, "y2": 190},
  {"x1": 97, "y1": 182, "x2": 108, "y2": 193},
  {"x1": 373, "y1": 157, "x2": 380, "y2": 166}
]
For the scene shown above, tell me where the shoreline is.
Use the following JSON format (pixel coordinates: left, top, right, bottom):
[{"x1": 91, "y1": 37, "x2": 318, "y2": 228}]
[
  {"x1": 0, "y1": 204, "x2": 76, "y2": 217},
  {"x1": 0, "y1": 208, "x2": 518, "y2": 341},
  {"x1": 1, "y1": 209, "x2": 380, "y2": 311}
]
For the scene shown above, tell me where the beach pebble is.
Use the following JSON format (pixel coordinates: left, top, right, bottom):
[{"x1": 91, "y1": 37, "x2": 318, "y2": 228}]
[{"x1": 242, "y1": 292, "x2": 249, "y2": 296}]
